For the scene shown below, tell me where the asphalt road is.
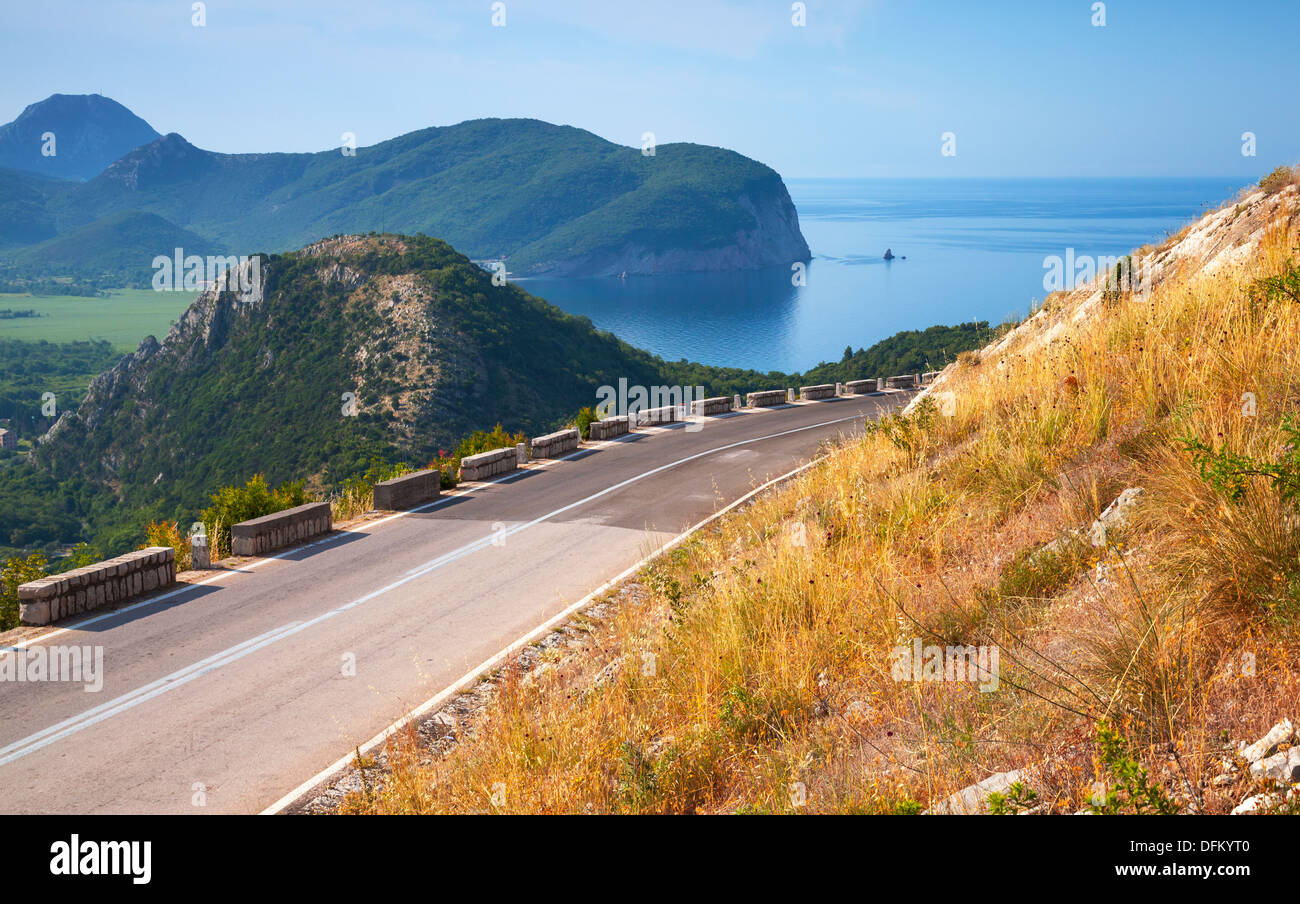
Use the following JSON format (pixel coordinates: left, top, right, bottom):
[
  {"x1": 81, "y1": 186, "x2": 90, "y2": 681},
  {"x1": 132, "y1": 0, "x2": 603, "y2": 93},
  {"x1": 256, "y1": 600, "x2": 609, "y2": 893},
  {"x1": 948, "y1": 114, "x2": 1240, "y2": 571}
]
[{"x1": 0, "y1": 392, "x2": 908, "y2": 814}]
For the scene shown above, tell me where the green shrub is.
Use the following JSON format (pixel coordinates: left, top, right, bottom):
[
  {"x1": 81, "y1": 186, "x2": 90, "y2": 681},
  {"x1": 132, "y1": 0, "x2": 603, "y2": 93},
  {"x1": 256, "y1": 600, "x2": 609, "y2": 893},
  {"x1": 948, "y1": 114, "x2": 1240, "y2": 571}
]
[
  {"x1": 455, "y1": 424, "x2": 527, "y2": 460},
  {"x1": 1249, "y1": 252, "x2": 1300, "y2": 305},
  {"x1": 1181, "y1": 416, "x2": 1300, "y2": 505},
  {"x1": 142, "y1": 521, "x2": 191, "y2": 571},
  {"x1": 200, "y1": 474, "x2": 311, "y2": 559},
  {"x1": 332, "y1": 459, "x2": 414, "y2": 521},
  {"x1": 987, "y1": 781, "x2": 1039, "y2": 814},
  {"x1": 573, "y1": 406, "x2": 598, "y2": 440},
  {"x1": 1259, "y1": 165, "x2": 1299, "y2": 196},
  {"x1": 1, "y1": 552, "x2": 48, "y2": 630},
  {"x1": 1087, "y1": 721, "x2": 1180, "y2": 815}
]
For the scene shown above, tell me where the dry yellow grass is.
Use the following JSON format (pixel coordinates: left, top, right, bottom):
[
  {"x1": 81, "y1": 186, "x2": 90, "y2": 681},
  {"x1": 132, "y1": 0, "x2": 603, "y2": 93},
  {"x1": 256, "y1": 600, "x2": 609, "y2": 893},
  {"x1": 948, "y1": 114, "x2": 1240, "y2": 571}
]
[{"x1": 342, "y1": 183, "x2": 1300, "y2": 815}]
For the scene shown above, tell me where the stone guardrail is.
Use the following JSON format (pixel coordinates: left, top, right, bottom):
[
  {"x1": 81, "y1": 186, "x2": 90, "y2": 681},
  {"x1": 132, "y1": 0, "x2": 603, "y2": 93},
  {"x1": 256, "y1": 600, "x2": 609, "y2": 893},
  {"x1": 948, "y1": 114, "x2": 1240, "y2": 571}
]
[
  {"x1": 531, "y1": 427, "x2": 580, "y2": 458},
  {"x1": 18, "y1": 546, "x2": 175, "y2": 626},
  {"x1": 373, "y1": 469, "x2": 440, "y2": 511},
  {"x1": 691, "y1": 396, "x2": 733, "y2": 416},
  {"x1": 799, "y1": 383, "x2": 836, "y2": 401},
  {"x1": 16, "y1": 369, "x2": 938, "y2": 627},
  {"x1": 635, "y1": 405, "x2": 683, "y2": 427},
  {"x1": 459, "y1": 446, "x2": 519, "y2": 481},
  {"x1": 232, "y1": 501, "x2": 333, "y2": 557},
  {"x1": 589, "y1": 416, "x2": 631, "y2": 441}
]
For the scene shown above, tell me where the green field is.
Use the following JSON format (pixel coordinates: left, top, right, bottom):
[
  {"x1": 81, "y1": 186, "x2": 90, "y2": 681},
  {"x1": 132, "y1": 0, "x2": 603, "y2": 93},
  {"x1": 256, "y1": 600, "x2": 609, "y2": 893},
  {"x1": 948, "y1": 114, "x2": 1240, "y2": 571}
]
[{"x1": 0, "y1": 289, "x2": 197, "y2": 352}]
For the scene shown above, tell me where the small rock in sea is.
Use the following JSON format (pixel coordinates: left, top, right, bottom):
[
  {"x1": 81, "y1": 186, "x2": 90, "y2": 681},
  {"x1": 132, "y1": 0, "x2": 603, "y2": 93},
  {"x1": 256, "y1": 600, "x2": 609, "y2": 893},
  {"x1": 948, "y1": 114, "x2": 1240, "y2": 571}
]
[{"x1": 883, "y1": 248, "x2": 895, "y2": 260}]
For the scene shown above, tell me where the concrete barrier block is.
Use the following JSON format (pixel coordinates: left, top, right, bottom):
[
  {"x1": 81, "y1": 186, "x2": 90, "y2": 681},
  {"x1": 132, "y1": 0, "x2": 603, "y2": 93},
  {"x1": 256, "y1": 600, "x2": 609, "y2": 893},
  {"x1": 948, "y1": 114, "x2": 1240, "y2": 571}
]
[
  {"x1": 844, "y1": 379, "x2": 877, "y2": 395},
  {"x1": 531, "y1": 428, "x2": 580, "y2": 458},
  {"x1": 458, "y1": 446, "x2": 518, "y2": 482},
  {"x1": 799, "y1": 383, "x2": 836, "y2": 401},
  {"x1": 19, "y1": 597, "x2": 50, "y2": 626},
  {"x1": 373, "y1": 469, "x2": 440, "y2": 511},
  {"x1": 635, "y1": 405, "x2": 681, "y2": 427},
  {"x1": 885, "y1": 374, "x2": 919, "y2": 389},
  {"x1": 589, "y1": 416, "x2": 631, "y2": 441},
  {"x1": 17, "y1": 546, "x2": 176, "y2": 626},
  {"x1": 691, "y1": 396, "x2": 733, "y2": 416},
  {"x1": 746, "y1": 389, "x2": 787, "y2": 408},
  {"x1": 231, "y1": 502, "x2": 333, "y2": 557}
]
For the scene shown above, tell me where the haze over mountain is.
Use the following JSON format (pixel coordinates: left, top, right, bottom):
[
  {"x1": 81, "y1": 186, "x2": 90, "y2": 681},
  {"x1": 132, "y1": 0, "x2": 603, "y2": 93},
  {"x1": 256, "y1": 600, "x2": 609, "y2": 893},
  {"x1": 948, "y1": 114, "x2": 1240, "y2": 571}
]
[
  {"x1": 0, "y1": 94, "x2": 160, "y2": 181},
  {"x1": 0, "y1": 95, "x2": 810, "y2": 278}
]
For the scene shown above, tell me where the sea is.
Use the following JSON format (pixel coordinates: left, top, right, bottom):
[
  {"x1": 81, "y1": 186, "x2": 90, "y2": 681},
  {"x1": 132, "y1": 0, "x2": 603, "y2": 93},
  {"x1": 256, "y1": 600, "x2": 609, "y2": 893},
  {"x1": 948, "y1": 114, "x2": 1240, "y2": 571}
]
[{"x1": 517, "y1": 177, "x2": 1244, "y2": 373}]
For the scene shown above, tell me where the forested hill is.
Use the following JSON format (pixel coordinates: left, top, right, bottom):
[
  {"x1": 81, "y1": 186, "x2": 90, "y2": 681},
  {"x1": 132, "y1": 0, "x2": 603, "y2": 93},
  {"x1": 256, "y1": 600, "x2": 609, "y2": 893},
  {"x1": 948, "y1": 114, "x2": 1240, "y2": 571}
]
[
  {"x1": 18, "y1": 233, "x2": 777, "y2": 553},
  {"x1": 0, "y1": 100, "x2": 811, "y2": 278}
]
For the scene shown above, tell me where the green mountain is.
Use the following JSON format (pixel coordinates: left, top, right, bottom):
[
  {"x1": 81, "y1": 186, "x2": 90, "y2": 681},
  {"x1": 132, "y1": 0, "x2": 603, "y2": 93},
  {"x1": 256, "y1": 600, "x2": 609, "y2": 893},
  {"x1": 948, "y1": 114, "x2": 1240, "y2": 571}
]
[
  {"x1": 0, "y1": 99, "x2": 810, "y2": 277},
  {"x1": 0, "y1": 94, "x2": 160, "y2": 181},
  {"x1": 0, "y1": 211, "x2": 220, "y2": 287},
  {"x1": 21, "y1": 232, "x2": 779, "y2": 554}
]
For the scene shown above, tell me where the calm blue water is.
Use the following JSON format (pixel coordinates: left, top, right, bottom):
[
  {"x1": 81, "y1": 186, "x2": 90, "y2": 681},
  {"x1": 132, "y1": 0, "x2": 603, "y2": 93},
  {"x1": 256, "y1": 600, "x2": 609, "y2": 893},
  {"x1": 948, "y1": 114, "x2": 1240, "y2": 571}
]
[{"x1": 519, "y1": 178, "x2": 1242, "y2": 373}]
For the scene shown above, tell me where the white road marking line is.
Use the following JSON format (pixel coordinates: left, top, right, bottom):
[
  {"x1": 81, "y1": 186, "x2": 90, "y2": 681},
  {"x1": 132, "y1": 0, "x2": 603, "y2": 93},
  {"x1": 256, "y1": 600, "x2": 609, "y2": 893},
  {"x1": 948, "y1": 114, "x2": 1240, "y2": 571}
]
[
  {"x1": 0, "y1": 445, "x2": 595, "y2": 652},
  {"x1": 0, "y1": 404, "x2": 885, "y2": 771},
  {"x1": 0, "y1": 622, "x2": 306, "y2": 767},
  {"x1": 260, "y1": 455, "x2": 827, "y2": 815}
]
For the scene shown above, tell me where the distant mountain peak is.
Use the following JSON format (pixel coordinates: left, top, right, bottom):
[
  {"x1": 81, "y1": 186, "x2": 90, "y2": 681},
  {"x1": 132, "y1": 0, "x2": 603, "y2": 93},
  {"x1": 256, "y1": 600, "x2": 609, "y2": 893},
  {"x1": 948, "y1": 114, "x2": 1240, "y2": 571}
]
[
  {"x1": 0, "y1": 94, "x2": 160, "y2": 181},
  {"x1": 97, "y1": 132, "x2": 211, "y2": 190}
]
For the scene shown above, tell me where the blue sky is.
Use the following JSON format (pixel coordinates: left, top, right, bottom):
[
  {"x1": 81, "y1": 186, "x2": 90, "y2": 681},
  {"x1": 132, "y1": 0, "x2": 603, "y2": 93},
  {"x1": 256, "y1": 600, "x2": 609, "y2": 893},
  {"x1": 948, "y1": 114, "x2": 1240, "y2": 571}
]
[{"x1": 3, "y1": 0, "x2": 1297, "y2": 178}]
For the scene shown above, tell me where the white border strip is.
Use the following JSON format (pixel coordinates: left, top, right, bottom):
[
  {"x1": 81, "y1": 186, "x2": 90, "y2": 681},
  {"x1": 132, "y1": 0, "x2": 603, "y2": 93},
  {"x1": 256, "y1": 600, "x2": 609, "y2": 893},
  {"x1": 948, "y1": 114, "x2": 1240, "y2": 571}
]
[
  {"x1": 2, "y1": 445, "x2": 597, "y2": 652},
  {"x1": 260, "y1": 454, "x2": 826, "y2": 814}
]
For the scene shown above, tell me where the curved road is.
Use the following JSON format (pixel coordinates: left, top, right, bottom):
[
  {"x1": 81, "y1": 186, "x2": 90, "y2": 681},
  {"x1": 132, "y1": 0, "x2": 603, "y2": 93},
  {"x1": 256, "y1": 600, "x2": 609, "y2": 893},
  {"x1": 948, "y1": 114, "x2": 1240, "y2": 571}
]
[{"x1": 0, "y1": 392, "x2": 908, "y2": 813}]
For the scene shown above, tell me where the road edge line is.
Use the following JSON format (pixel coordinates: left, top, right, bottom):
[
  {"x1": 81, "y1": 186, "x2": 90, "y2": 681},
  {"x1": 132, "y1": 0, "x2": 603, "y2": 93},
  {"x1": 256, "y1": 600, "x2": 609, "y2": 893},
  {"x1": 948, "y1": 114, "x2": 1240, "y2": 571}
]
[{"x1": 260, "y1": 452, "x2": 828, "y2": 815}]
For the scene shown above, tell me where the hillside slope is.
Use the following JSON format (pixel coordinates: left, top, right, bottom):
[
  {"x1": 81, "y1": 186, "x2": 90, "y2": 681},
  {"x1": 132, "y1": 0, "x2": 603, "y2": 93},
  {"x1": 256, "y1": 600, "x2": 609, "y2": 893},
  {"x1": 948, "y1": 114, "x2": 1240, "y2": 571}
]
[
  {"x1": 2, "y1": 106, "x2": 810, "y2": 277},
  {"x1": 341, "y1": 172, "x2": 1300, "y2": 815},
  {"x1": 0, "y1": 211, "x2": 220, "y2": 286},
  {"x1": 0, "y1": 168, "x2": 62, "y2": 247}
]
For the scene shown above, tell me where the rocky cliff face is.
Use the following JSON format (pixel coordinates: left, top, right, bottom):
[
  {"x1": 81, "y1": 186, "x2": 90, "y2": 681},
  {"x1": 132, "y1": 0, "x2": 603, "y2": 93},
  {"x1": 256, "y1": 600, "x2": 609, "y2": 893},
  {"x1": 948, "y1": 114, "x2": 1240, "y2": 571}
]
[{"x1": 34, "y1": 234, "x2": 679, "y2": 499}]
